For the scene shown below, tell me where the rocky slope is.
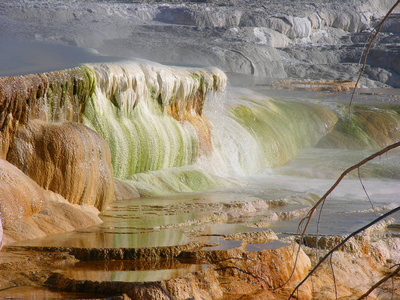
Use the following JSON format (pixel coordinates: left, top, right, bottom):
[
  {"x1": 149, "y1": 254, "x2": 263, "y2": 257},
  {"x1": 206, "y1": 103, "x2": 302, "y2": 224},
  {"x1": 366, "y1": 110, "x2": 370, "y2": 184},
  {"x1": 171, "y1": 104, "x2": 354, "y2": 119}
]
[
  {"x1": 0, "y1": 0, "x2": 399, "y2": 87},
  {"x1": 1, "y1": 196, "x2": 399, "y2": 299},
  {"x1": 0, "y1": 1, "x2": 400, "y2": 299}
]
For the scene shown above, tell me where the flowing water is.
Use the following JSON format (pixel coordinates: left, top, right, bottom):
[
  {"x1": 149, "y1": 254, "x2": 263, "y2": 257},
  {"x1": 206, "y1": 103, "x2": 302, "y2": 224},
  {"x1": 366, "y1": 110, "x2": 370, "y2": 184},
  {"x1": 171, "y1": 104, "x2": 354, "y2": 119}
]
[{"x1": 2, "y1": 58, "x2": 400, "y2": 297}]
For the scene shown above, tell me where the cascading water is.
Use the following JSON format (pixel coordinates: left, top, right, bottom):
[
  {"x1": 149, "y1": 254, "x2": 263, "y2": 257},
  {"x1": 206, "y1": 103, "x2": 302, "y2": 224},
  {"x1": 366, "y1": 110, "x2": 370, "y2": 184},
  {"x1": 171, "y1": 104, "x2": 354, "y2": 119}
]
[
  {"x1": 2, "y1": 59, "x2": 400, "y2": 299},
  {"x1": 78, "y1": 60, "x2": 338, "y2": 196},
  {"x1": 202, "y1": 88, "x2": 338, "y2": 176},
  {"x1": 2, "y1": 59, "x2": 400, "y2": 236}
]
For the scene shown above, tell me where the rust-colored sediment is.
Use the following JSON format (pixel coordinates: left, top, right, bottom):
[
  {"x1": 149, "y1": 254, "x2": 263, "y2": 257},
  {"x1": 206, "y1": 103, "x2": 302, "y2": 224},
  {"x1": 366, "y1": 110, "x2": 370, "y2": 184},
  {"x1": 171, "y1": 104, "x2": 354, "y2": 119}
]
[
  {"x1": 0, "y1": 159, "x2": 102, "y2": 244},
  {"x1": 1, "y1": 228, "x2": 400, "y2": 299},
  {"x1": 14, "y1": 241, "x2": 312, "y2": 300},
  {"x1": 167, "y1": 91, "x2": 213, "y2": 155},
  {"x1": 0, "y1": 67, "x2": 95, "y2": 158},
  {"x1": 6, "y1": 120, "x2": 114, "y2": 211}
]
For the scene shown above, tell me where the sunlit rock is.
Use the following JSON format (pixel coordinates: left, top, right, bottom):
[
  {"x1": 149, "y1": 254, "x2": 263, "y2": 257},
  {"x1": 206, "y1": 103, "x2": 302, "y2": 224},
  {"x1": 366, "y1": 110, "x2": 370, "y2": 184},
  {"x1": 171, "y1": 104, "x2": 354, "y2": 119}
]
[
  {"x1": 46, "y1": 268, "x2": 222, "y2": 300},
  {"x1": 7, "y1": 120, "x2": 114, "y2": 211},
  {"x1": 0, "y1": 159, "x2": 102, "y2": 244},
  {"x1": 301, "y1": 231, "x2": 400, "y2": 299},
  {"x1": 0, "y1": 67, "x2": 95, "y2": 158},
  {"x1": 0, "y1": 159, "x2": 44, "y2": 222}
]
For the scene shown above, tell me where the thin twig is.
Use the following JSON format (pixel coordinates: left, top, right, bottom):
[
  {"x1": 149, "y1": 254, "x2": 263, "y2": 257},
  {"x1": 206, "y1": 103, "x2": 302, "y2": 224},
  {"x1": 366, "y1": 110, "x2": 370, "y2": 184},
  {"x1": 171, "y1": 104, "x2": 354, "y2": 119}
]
[
  {"x1": 358, "y1": 168, "x2": 377, "y2": 215},
  {"x1": 287, "y1": 4, "x2": 400, "y2": 297},
  {"x1": 215, "y1": 265, "x2": 272, "y2": 287},
  {"x1": 298, "y1": 142, "x2": 400, "y2": 242},
  {"x1": 290, "y1": 205, "x2": 400, "y2": 299},
  {"x1": 315, "y1": 196, "x2": 327, "y2": 261},
  {"x1": 357, "y1": 264, "x2": 400, "y2": 300},
  {"x1": 288, "y1": 142, "x2": 400, "y2": 298},
  {"x1": 329, "y1": 254, "x2": 338, "y2": 300},
  {"x1": 349, "y1": 0, "x2": 400, "y2": 113},
  {"x1": 273, "y1": 242, "x2": 302, "y2": 290},
  {"x1": 391, "y1": 265, "x2": 396, "y2": 300}
]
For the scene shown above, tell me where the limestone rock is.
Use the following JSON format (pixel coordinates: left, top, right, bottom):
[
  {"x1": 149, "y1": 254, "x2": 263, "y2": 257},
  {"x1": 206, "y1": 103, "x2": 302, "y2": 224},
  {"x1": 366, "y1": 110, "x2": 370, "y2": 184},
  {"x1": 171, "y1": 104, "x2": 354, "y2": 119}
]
[
  {"x1": 0, "y1": 159, "x2": 102, "y2": 244},
  {"x1": 7, "y1": 120, "x2": 114, "y2": 211},
  {"x1": 317, "y1": 108, "x2": 400, "y2": 150},
  {"x1": 0, "y1": 67, "x2": 95, "y2": 158},
  {"x1": 0, "y1": 159, "x2": 44, "y2": 222},
  {"x1": 211, "y1": 244, "x2": 311, "y2": 290},
  {"x1": 1, "y1": 0, "x2": 398, "y2": 87}
]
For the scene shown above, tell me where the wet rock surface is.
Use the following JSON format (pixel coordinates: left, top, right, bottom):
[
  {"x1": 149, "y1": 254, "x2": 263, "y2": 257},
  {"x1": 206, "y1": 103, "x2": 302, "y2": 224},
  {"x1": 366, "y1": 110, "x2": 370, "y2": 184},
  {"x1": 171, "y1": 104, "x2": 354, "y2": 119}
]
[
  {"x1": 7, "y1": 120, "x2": 115, "y2": 211},
  {"x1": 0, "y1": 159, "x2": 103, "y2": 244},
  {"x1": 0, "y1": 1, "x2": 399, "y2": 299},
  {"x1": 0, "y1": 193, "x2": 399, "y2": 299}
]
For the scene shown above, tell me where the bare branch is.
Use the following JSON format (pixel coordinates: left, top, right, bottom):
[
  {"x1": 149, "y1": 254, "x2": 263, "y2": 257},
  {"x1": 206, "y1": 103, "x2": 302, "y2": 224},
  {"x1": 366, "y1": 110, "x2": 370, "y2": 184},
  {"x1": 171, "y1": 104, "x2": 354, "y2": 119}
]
[
  {"x1": 349, "y1": 0, "x2": 400, "y2": 112},
  {"x1": 287, "y1": 142, "x2": 400, "y2": 298},
  {"x1": 298, "y1": 142, "x2": 400, "y2": 241},
  {"x1": 288, "y1": 2, "x2": 400, "y2": 299},
  {"x1": 214, "y1": 265, "x2": 272, "y2": 287},
  {"x1": 290, "y1": 205, "x2": 400, "y2": 299},
  {"x1": 358, "y1": 168, "x2": 377, "y2": 215},
  {"x1": 329, "y1": 254, "x2": 338, "y2": 300},
  {"x1": 357, "y1": 265, "x2": 400, "y2": 300}
]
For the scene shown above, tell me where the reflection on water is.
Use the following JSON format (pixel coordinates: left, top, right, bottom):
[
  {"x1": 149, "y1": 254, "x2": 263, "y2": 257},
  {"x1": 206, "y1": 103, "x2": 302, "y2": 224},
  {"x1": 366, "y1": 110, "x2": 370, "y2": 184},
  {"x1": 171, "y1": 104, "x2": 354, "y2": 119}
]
[
  {"x1": 0, "y1": 286, "x2": 106, "y2": 299},
  {"x1": 62, "y1": 264, "x2": 205, "y2": 282},
  {"x1": 246, "y1": 240, "x2": 289, "y2": 252},
  {"x1": 11, "y1": 193, "x2": 292, "y2": 249},
  {"x1": 3, "y1": 88, "x2": 400, "y2": 299},
  {"x1": 11, "y1": 147, "x2": 400, "y2": 248},
  {"x1": 11, "y1": 227, "x2": 191, "y2": 249},
  {"x1": 240, "y1": 146, "x2": 400, "y2": 236},
  {"x1": 201, "y1": 239, "x2": 243, "y2": 251}
]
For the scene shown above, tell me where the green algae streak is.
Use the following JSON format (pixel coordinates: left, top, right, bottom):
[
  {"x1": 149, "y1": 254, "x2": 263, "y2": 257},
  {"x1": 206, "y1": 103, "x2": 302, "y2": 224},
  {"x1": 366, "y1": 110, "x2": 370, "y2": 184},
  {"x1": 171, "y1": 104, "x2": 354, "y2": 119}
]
[
  {"x1": 318, "y1": 106, "x2": 400, "y2": 150},
  {"x1": 231, "y1": 97, "x2": 338, "y2": 167},
  {"x1": 4, "y1": 60, "x2": 400, "y2": 198}
]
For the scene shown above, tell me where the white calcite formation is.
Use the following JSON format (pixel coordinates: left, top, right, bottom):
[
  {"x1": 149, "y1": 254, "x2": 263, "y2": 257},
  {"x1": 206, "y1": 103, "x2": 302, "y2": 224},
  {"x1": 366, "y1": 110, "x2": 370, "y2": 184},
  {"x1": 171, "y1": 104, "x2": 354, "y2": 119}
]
[{"x1": 0, "y1": 0, "x2": 398, "y2": 86}]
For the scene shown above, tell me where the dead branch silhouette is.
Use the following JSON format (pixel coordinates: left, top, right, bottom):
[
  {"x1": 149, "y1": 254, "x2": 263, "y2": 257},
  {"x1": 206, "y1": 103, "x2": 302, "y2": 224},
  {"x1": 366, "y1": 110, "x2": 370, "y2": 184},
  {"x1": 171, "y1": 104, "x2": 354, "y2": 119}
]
[
  {"x1": 287, "y1": 143, "x2": 400, "y2": 299},
  {"x1": 349, "y1": 0, "x2": 400, "y2": 113},
  {"x1": 357, "y1": 264, "x2": 400, "y2": 300},
  {"x1": 287, "y1": 2, "x2": 400, "y2": 299},
  {"x1": 298, "y1": 141, "x2": 400, "y2": 242},
  {"x1": 289, "y1": 205, "x2": 400, "y2": 299}
]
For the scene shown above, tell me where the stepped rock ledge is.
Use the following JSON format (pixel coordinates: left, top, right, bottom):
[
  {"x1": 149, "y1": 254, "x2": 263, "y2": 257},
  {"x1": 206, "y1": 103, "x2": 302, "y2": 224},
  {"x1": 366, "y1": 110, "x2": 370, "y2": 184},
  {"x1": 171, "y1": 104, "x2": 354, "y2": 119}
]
[
  {"x1": 0, "y1": 0, "x2": 399, "y2": 299},
  {"x1": 1, "y1": 0, "x2": 399, "y2": 87}
]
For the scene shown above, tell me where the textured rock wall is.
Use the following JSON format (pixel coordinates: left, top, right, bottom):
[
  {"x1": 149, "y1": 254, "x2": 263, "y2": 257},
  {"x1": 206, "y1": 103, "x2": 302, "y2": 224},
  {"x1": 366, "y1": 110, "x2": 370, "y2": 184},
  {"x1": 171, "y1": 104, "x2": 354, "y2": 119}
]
[
  {"x1": 0, "y1": 60, "x2": 228, "y2": 243},
  {"x1": 7, "y1": 120, "x2": 114, "y2": 211},
  {"x1": 0, "y1": 159, "x2": 44, "y2": 222},
  {"x1": 0, "y1": 66, "x2": 108, "y2": 243},
  {"x1": 0, "y1": 66, "x2": 116, "y2": 212},
  {"x1": 0, "y1": 159, "x2": 102, "y2": 244},
  {"x1": 0, "y1": 67, "x2": 95, "y2": 158},
  {"x1": 1, "y1": 0, "x2": 398, "y2": 87}
]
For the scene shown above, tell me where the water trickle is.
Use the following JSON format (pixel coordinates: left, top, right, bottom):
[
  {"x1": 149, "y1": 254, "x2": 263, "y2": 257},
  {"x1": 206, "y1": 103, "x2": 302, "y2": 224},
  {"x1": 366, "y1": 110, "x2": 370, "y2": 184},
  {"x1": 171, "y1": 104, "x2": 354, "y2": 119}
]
[{"x1": 1, "y1": 59, "x2": 400, "y2": 298}]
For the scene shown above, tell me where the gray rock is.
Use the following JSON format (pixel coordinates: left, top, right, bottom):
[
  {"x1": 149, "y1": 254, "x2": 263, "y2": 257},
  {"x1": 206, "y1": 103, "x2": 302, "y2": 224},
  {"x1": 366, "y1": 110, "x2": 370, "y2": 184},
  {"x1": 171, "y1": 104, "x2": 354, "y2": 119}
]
[
  {"x1": 381, "y1": 14, "x2": 400, "y2": 34},
  {"x1": 0, "y1": 0, "x2": 398, "y2": 87}
]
